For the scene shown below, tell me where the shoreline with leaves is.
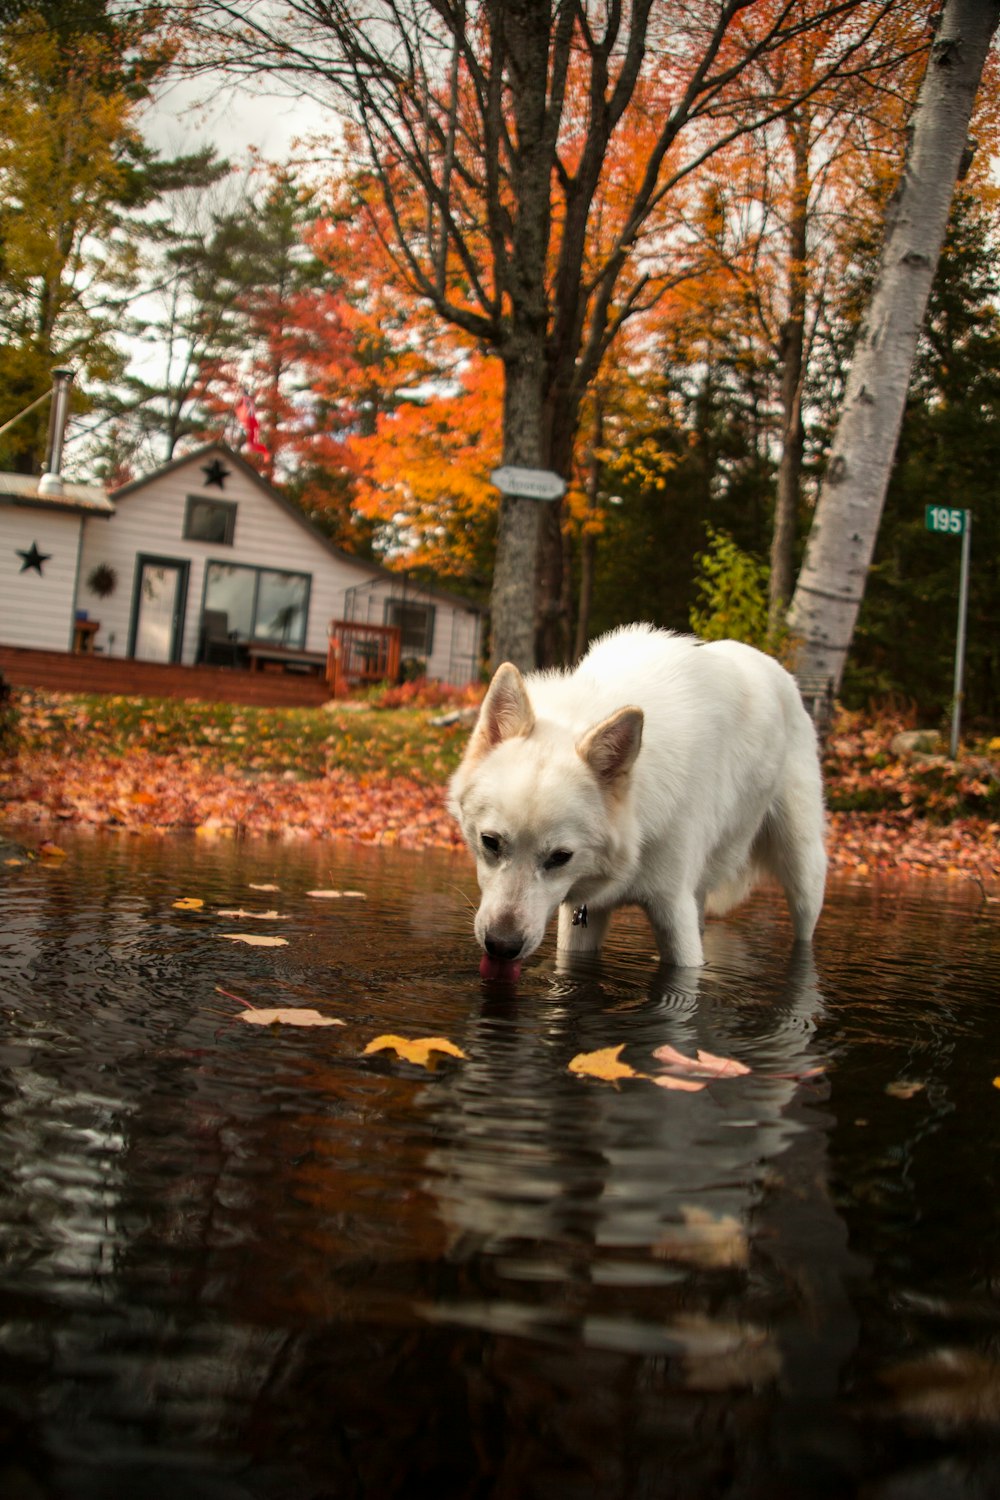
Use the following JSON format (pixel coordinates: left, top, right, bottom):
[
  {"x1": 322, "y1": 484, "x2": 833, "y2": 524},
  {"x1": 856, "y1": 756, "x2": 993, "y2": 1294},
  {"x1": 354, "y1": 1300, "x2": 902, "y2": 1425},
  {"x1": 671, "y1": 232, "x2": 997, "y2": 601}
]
[{"x1": 0, "y1": 689, "x2": 996, "y2": 884}]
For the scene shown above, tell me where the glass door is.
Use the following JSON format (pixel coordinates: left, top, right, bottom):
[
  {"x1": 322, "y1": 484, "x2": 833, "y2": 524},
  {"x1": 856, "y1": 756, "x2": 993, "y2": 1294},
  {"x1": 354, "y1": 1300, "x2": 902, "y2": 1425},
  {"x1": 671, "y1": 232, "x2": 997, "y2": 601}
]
[{"x1": 130, "y1": 557, "x2": 189, "y2": 663}]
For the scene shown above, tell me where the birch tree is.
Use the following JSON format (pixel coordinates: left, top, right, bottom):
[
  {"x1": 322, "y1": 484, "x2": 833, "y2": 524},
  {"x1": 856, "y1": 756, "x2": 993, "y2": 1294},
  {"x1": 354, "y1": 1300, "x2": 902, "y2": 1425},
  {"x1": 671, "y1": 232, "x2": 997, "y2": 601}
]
[{"x1": 787, "y1": 0, "x2": 1000, "y2": 695}]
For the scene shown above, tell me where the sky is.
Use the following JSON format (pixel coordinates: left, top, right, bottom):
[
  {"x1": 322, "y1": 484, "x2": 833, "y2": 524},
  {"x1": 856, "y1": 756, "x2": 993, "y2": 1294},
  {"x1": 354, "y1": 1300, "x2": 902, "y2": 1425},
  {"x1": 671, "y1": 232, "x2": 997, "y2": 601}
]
[
  {"x1": 108, "y1": 71, "x2": 336, "y2": 413},
  {"x1": 144, "y1": 70, "x2": 335, "y2": 166}
]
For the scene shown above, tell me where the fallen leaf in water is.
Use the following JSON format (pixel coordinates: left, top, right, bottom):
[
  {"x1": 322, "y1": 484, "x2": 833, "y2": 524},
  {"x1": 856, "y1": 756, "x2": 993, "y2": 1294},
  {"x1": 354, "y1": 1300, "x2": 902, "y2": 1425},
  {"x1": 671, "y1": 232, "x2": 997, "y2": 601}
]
[
  {"x1": 219, "y1": 933, "x2": 289, "y2": 947},
  {"x1": 568, "y1": 1044, "x2": 643, "y2": 1083},
  {"x1": 214, "y1": 985, "x2": 344, "y2": 1028},
  {"x1": 886, "y1": 1080, "x2": 925, "y2": 1099},
  {"x1": 650, "y1": 1072, "x2": 707, "y2": 1093},
  {"x1": 238, "y1": 1007, "x2": 343, "y2": 1027},
  {"x1": 249, "y1": 883, "x2": 280, "y2": 891},
  {"x1": 307, "y1": 888, "x2": 367, "y2": 899},
  {"x1": 653, "y1": 1043, "x2": 751, "y2": 1079},
  {"x1": 4, "y1": 857, "x2": 26, "y2": 866},
  {"x1": 364, "y1": 1034, "x2": 467, "y2": 1066},
  {"x1": 172, "y1": 896, "x2": 204, "y2": 910},
  {"x1": 37, "y1": 840, "x2": 66, "y2": 859},
  {"x1": 216, "y1": 908, "x2": 288, "y2": 920}
]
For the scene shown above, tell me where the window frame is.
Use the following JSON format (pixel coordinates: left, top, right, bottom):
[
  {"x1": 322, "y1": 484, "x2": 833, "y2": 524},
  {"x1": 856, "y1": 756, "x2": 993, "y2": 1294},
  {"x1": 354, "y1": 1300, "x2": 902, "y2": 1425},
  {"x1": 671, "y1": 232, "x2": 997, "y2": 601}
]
[
  {"x1": 202, "y1": 559, "x2": 312, "y2": 648},
  {"x1": 384, "y1": 598, "x2": 436, "y2": 658},
  {"x1": 184, "y1": 494, "x2": 238, "y2": 547}
]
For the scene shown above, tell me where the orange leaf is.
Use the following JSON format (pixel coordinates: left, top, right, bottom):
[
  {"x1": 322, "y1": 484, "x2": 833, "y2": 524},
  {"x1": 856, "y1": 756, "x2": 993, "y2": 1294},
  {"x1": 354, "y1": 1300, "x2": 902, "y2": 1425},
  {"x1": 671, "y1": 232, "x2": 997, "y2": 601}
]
[
  {"x1": 363, "y1": 1034, "x2": 467, "y2": 1066},
  {"x1": 173, "y1": 896, "x2": 204, "y2": 910},
  {"x1": 568, "y1": 1044, "x2": 642, "y2": 1083}
]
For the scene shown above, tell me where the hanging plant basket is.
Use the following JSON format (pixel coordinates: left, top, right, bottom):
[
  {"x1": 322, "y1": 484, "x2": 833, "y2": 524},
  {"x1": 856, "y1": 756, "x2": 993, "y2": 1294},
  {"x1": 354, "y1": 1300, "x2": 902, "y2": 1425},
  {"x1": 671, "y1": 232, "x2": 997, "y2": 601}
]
[{"x1": 86, "y1": 562, "x2": 118, "y2": 599}]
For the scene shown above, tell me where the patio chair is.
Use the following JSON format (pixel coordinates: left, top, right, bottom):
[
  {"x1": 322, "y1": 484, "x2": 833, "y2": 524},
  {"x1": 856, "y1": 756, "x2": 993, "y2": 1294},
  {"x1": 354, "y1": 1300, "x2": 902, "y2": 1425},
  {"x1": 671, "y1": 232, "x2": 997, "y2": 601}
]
[{"x1": 199, "y1": 610, "x2": 242, "y2": 667}]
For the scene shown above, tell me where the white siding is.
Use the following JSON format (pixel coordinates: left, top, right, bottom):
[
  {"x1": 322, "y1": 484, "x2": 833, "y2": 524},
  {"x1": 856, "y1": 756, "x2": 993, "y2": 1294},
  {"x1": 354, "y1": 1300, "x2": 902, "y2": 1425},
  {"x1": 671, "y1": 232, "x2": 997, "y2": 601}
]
[
  {"x1": 0, "y1": 507, "x2": 83, "y2": 651},
  {"x1": 342, "y1": 577, "x2": 482, "y2": 684},
  {"x1": 73, "y1": 449, "x2": 483, "y2": 684},
  {"x1": 77, "y1": 455, "x2": 374, "y2": 664}
]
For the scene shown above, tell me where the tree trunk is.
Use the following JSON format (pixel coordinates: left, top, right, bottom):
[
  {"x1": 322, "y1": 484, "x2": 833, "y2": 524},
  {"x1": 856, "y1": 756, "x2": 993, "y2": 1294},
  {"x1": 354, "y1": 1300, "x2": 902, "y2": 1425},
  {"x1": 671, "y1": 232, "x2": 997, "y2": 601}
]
[
  {"x1": 787, "y1": 0, "x2": 1000, "y2": 693},
  {"x1": 770, "y1": 114, "x2": 809, "y2": 632},
  {"x1": 491, "y1": 345, "x2": 546, "y2": 671},
  {"x1": 574, "y1": 390, "x2": 605, "y2": 660}
]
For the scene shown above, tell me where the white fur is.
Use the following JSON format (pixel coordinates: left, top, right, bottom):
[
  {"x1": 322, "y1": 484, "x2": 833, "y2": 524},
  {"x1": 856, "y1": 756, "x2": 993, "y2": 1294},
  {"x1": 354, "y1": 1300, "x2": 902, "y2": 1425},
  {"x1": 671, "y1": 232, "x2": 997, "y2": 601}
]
[{"x1": 449, "y1": 624, "x2": 827, "y2": 968}]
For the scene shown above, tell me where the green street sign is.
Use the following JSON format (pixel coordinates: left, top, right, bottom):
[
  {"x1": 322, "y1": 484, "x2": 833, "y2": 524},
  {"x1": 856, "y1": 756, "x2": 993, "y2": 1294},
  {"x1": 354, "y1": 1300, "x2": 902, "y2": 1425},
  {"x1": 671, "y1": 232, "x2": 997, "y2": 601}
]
[{"x1": 925, "y1": 504, "x2": 967, "y2": 535}]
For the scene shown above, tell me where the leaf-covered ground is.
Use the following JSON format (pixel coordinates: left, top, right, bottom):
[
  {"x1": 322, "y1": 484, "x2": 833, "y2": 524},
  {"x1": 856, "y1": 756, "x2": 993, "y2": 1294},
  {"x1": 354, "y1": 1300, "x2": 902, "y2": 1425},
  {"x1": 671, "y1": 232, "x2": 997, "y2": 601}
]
[{"x1": 0, "y1": 689, "x2": 997, "y2": 881}]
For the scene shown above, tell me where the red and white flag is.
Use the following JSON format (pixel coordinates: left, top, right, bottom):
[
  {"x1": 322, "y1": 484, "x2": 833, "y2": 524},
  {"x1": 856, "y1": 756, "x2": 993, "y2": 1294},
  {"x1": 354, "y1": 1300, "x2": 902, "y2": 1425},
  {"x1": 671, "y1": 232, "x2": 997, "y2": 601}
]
[{"x1": 235, "y1": 387, "x2": 270, "y2": 458}]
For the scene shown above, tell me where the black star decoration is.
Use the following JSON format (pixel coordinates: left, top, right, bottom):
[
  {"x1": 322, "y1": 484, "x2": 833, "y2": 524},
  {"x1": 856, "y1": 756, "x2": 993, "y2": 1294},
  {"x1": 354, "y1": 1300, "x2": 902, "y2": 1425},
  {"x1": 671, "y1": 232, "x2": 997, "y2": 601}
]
[
  {"x1": 17, "y1": 541, "x2": 51, "y2": 575},
  {"x1": 202, "y1": 457, "x2": 230, "y2": 489}
]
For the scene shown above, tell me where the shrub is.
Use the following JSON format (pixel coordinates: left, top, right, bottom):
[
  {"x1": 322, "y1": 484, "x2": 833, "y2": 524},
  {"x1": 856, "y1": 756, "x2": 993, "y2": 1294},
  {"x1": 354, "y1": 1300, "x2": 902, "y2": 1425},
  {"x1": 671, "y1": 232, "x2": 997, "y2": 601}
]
[{"x1": 689, "y1": 526, "x2": 789, "y2": 659}]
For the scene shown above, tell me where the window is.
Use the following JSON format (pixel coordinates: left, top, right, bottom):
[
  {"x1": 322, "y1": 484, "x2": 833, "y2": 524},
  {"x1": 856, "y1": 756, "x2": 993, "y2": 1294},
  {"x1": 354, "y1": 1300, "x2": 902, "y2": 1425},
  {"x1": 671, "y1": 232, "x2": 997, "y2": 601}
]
[
  {"x1": 384, "y1": 600, "x2": 435, "y2": 657},
  {"x1": 204, "y1": 562, "x2": 310, "y2": 647},
  {"x1": 185, "y1": 496, "x2": 237, "y2": 545}
]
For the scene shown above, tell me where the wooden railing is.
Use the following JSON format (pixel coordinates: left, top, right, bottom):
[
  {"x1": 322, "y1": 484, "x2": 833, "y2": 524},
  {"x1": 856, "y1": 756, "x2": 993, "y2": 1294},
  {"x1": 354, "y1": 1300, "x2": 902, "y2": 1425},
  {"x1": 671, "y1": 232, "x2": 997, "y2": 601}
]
[{"x1": 326, "y1": 621, "x2": 402, "y2": 697}]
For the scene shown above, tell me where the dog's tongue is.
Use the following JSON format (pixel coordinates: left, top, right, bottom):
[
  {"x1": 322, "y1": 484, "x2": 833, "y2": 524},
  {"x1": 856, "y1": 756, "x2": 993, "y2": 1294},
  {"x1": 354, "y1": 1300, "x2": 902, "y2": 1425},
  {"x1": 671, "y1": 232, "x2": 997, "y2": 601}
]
[{"x1": 479, "y1": 953, "x2": 522, "y2": 984}]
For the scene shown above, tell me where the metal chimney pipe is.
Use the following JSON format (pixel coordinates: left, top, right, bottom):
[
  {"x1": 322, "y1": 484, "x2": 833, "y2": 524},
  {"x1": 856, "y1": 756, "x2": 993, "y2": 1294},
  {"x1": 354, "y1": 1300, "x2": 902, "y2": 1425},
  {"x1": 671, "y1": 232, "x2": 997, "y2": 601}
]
[{"x1": 38, "y1": 368, "x2": 74, "y2": 497}]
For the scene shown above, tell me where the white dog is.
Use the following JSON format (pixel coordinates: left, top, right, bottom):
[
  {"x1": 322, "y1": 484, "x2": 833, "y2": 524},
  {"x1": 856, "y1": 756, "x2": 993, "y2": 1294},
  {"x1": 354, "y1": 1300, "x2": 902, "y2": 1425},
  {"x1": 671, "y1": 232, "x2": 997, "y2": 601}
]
[{"x1": 449, "y1": 624, "x2": 826, "y2": 977}]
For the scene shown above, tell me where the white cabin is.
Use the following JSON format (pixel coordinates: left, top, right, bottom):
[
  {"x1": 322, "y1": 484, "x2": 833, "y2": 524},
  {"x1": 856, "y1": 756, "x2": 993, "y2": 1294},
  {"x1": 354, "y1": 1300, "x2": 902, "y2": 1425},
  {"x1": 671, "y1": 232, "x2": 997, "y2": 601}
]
[{"x1": 1, "y1": 443, "x2": 483, "y2": 687}]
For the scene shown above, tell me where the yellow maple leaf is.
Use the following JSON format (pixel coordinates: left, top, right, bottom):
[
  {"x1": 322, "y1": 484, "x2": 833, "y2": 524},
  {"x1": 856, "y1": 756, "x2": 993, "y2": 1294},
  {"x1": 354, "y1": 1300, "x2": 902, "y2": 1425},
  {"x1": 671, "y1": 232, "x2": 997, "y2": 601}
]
[
  {"x1": 568, "y1": 1044, "x2": 642, "y2": 1083},
  {"x1": 172, "y1": 896, "x2": 204, "y2": 910},
  {"x1": 363, "y1": 1034, "x2": 468, "y2": 1066}
]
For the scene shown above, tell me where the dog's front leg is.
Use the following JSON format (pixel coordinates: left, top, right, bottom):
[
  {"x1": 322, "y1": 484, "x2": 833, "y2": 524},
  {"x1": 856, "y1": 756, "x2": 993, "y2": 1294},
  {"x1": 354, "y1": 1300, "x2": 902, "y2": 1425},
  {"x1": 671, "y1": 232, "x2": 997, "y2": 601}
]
[{"x1": 557, "y1": 901, "x2": 610, "y2": 956}]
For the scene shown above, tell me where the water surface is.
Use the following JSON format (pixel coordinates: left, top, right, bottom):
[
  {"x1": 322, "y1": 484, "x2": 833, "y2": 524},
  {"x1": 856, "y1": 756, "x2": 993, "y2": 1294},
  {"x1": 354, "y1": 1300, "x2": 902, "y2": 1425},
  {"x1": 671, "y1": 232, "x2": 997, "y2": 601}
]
[{"x1": 1, "y1": 832, "x2": 998, "y2": 1498}]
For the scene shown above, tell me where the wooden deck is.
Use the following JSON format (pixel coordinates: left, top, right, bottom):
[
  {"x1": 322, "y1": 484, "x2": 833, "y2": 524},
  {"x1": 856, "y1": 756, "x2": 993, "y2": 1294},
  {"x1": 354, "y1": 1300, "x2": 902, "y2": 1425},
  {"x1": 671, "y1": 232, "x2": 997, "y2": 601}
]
[{"x1": 0, "y1": 645, "x2": 332, "y2": 709}]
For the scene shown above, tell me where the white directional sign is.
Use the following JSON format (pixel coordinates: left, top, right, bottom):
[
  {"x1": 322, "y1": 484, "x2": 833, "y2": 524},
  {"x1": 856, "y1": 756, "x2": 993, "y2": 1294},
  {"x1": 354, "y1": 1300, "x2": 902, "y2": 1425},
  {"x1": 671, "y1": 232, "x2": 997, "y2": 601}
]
[{"x1": 490, "y1": 465, "x2": 566, "y2": 501}]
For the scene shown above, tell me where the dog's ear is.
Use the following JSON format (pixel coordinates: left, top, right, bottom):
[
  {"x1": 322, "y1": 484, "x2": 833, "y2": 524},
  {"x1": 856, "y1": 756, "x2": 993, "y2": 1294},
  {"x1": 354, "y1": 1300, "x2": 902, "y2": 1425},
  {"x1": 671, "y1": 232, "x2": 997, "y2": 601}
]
[
  {"x1": 464, "y1": 662, "x2": 535, "y2": 763},
  {"x1": 577, "y1": 706, "x2": 643, "y2": 786}
]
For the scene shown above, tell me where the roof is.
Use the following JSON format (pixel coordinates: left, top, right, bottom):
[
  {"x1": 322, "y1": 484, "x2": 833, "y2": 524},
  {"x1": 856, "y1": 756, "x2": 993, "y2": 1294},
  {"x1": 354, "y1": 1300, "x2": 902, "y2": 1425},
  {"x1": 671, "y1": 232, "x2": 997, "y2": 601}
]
[
  {"x1": 113, "y1": 442, "x2": 485, "y2": 615},
  {"x1": 0, "y1": 471, "x2": 114, "y2": 517}
]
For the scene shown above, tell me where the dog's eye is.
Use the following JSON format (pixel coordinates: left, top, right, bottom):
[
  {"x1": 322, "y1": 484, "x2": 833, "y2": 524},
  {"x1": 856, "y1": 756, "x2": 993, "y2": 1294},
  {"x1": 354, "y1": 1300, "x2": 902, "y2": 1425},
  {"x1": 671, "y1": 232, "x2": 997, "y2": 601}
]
[
  {"x1": 481, "y1": 833, "x2": 500, "y2": 857},
  {"x1": 544, "y1": 849, "x2": 572, "y2": 870}
]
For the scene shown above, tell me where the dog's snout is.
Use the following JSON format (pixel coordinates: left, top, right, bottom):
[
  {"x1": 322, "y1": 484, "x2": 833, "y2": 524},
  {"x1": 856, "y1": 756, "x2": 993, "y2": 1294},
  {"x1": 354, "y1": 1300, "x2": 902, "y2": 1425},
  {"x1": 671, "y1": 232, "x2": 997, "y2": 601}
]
[{"x1": 484, "y1": 932, "x2": 524, "y2": 962}]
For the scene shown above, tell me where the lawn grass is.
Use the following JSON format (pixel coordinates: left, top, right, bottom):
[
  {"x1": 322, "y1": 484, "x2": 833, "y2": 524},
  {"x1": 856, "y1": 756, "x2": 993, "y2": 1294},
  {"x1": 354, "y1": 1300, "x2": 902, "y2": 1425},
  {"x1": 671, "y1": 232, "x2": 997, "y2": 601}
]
[{"x1": 10, "y1": 689, "x2": 473, "y2": 784}]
